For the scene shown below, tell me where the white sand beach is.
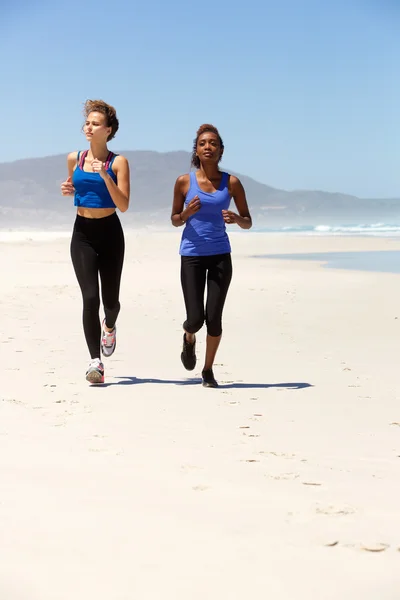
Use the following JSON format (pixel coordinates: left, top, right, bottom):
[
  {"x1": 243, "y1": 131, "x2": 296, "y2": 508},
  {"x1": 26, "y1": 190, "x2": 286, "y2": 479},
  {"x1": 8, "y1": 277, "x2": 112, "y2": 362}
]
[{"x1": 1, "y1": 230, "x2": 400, "y2": 599}]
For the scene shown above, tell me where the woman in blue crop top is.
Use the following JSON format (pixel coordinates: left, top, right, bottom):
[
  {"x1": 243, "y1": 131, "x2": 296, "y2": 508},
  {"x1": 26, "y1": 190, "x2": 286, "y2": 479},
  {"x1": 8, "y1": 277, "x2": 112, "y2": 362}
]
[
  {"x1": 60, "y1": 99, "x2": 130, "y2": 384},
  {"x1": 171, "y1": 124, "x2": 252, "y2": 388}
]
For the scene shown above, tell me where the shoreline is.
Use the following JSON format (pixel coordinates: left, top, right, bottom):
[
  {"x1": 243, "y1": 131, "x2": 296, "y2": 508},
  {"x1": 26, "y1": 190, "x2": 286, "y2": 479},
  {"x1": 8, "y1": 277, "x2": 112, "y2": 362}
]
[
  {"x1": 3, "y1": 229, "x2": 400, "y2": 274},
  {"x1": 3, "y1": 226, "x2": 400, "y2": 239}
]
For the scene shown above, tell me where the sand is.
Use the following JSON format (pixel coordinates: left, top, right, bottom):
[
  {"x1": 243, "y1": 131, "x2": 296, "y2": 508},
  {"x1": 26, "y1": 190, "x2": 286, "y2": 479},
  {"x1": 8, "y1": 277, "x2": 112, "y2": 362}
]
[{"x1": 1, "y1": 229, "x2": 400, "y2": 599}]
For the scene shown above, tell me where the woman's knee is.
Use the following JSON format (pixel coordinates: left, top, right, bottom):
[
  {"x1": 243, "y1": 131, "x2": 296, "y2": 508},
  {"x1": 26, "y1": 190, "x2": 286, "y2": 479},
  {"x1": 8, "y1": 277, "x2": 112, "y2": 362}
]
[
  {"x1": 82, "y1": 291, "x2": 100, "y2": 312},
  {"x1": 104, "y1": 299, "x2": 121, "y2": 315},
  {"x1": 205, "y1": 318, "x2": 222, "y2": 337},
  {"x1": 184, "y1": 314, "x2": 205, "y2": 334}
]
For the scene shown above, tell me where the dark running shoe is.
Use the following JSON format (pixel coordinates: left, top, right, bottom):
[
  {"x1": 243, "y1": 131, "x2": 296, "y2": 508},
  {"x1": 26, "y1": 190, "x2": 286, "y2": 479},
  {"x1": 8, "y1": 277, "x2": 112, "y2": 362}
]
[
  {"x1": 202, "y1": 368, "x2": 219, "y2": 388},
  {"x1": 181, "y1": 334, "x2": 196, "y2": 371}
]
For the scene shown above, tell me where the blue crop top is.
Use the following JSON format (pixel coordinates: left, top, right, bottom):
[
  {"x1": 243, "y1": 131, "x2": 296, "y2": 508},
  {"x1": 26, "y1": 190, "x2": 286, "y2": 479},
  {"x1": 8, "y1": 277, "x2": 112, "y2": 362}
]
[
  {"x1": 179, "y1": 171, "x2": 232, "y2": 256},
  {"x1": 73, "y1": 150, "x2": 118, "y2": 209}
]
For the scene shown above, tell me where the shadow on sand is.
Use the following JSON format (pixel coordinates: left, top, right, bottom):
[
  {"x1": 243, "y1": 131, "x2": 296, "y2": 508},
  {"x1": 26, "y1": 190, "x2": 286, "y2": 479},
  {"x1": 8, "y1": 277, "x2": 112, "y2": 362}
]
[{"x1": 94, "y1": 377, "x2": 313, "y2": 390}]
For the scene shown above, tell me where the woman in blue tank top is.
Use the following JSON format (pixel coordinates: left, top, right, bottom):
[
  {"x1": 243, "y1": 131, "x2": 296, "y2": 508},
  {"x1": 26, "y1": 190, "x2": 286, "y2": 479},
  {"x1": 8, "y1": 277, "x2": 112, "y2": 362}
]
[
  {"x1": 60, "y1": 100, "x2": 130, "y2": 384},
  {"x1": 171, "y1": 124, "x2": 252, "y2": 387}
]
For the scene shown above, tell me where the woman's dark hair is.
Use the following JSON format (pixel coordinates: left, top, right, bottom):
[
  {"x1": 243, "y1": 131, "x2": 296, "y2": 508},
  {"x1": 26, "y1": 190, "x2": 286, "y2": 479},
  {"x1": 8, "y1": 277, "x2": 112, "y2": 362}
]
[
  {"x1": 83, "y1": 99, "x2": 119, "y2": 141},
  {"x1": 191, "y1": 124, "x2": 224, "y2": 168}
]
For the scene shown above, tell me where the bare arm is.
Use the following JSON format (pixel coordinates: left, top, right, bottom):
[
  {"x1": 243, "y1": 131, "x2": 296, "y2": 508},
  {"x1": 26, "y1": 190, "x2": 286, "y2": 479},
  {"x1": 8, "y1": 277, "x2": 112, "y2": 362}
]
[
  {"x1": 100, "y1": 155, "x2": 130, "y2": 213},
  {"x1": 170, "y1": 174, "x2": 200, "y2": 227},
  {"x1": 60, "y1": 151, "x2": 78, "y2": 196},
  {"x1": 67, "y1": 151, "x2": 78, "y2": 178},
  {"x1": 223, "y1": 175, "x2": 252, "y2": 229}
]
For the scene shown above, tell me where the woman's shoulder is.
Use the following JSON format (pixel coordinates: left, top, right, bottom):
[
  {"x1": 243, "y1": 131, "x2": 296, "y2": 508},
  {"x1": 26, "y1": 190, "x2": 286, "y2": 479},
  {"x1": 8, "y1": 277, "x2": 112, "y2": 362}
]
[
  {"x1": 110, "y1": 154, "x2": 130, "y2": 176},
  {"x1": 173, "y1": 173, "x2": 191, "y2": 196},
  {"x1": 222, "y1": 171, "x2": 236, "y2": 180},
  {"x1": 67, "y1": 150, "x2": 79, "y2": 161},
  {"x1": 176, "y1": 172, "x2": 190, "y2": 181},
  {"x1": 111, "y1": 152, "x2": 126, "y2": 160},
  {"x1": 67, "y1": 151, "x2": 79, "y2": 170},
  {"x1": 175, "y1": 173, "x2": 191, "y2": 185},
  {"x1": 226, "y1": 173, "x2": 242, "y2": 187},
  {"x1": 111, "y1": 153, "x2": 129, "y2": 165}
]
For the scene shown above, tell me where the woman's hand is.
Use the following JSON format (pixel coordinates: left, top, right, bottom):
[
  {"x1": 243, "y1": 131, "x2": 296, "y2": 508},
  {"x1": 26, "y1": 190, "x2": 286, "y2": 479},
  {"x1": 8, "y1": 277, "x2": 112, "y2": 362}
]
[
  {"x1": 222, "y1": 209, "x2": 238, "y2": 224},
  {"x1": 91, "y1": 158, "x2": 107, "y2": 179},
  {"x1": 185, "y1": 195, "x2": 201, "y2": 218},
  {"x1": 226, "y1": 176, "x2": 252, "y2": 229},
  {"x1": 61, "y1": 176, "x2": 75, "y2": 196}
]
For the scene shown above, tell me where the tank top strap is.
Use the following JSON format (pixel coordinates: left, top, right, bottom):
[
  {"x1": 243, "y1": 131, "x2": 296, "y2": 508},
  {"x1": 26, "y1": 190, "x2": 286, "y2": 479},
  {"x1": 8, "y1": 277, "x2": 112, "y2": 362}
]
[
  {"x1": 104, "y1": 151, "x2": 113, "y2": 170},
  {"x1": 78, "y1": 150, "x2": 89, "y2": 170},
  {"x1": 190, "y1": 171, "x2": 198, "y2": 189},
  {"x1": 220, "y1": 171, "x2": 229, "y2": 188},
  {"x1": 104, "y1": 152, "x2": 118, "y2": 170}
]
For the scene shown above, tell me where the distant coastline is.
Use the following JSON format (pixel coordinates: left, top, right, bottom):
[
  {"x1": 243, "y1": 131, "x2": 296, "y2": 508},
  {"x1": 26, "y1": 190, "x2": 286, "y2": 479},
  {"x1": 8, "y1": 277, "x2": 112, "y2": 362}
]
[{"x1": 3, "y1": 222, "x2": 400, "y2": 242}]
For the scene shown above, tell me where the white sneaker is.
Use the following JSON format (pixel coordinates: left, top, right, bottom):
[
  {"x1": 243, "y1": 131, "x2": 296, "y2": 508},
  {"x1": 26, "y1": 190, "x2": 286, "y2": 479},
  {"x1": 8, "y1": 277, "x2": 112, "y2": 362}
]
[
  {"x1": 101, "y1": 319, "x2": 117, "y2": 357},
  {"x1": 86, "y1": 358, "x2": 104, "y2": 384}
]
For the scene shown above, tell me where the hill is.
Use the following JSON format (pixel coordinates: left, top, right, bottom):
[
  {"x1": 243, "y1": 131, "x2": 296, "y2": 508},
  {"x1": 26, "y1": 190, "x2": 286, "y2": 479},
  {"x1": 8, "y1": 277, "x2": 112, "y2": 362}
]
[{"x1": 0, "y1": 151, "x2": 398, "y2": 229}]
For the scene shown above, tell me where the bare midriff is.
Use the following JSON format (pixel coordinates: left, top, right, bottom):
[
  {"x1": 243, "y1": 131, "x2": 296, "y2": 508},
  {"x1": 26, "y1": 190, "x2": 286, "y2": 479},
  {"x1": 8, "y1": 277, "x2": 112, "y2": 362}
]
[{"x1": 77, "y1": 207, "x2": 116, "y2": 219}]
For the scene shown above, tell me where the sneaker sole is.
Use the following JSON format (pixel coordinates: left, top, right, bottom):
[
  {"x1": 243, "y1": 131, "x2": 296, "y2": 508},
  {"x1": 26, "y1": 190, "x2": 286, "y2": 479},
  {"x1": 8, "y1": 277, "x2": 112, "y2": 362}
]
[
  {"x1": 86, "y1": 370, "x2": 104, "y2": 384},
  {"x1": 202, "y1": 380, "x2": 219, "y2": 388}
]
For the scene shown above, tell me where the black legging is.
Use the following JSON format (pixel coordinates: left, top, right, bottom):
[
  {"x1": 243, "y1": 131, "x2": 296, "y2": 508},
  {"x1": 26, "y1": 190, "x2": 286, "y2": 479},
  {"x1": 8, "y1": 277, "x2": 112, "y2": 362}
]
[
  {"x1": 181, "y1": 253, "x2": 232, "y2": 337},
  {"x1": 70, "y1": 213, "x2": 125, "y2": 359}
]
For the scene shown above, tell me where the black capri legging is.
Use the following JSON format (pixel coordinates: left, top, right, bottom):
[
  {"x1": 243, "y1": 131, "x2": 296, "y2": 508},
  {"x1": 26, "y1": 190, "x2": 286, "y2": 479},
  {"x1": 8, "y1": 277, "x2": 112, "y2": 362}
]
[
  {"x1": 70, "y1": 213, "x2": 125, "y2": 359},
  {"x1": 181, "y1": 253, "x2": 233, "y2": 337}
]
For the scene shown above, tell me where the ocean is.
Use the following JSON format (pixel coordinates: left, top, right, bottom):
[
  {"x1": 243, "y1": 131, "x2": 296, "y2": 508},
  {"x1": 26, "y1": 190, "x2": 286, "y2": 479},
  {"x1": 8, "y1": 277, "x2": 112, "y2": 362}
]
[
  {"x1": 2, "y1": 222, "x2": 400, "y2": 242},
  {"x1": 254, "y1": 223, "x2": 400, "y2": 236},
  {"x1": 247, "y1": 223, "x2": 400, "y2": 273},
  {"x1": 2, "y1": 224, "x2": 400, "y2": 274},
  {"x1": 254, "y1": 250, "x2": 400, "y2": 275}
]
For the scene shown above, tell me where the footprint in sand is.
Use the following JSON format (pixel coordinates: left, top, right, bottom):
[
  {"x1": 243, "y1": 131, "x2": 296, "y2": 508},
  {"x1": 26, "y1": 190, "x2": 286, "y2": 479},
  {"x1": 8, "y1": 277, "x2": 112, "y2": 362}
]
[
  {"x1": 337, "y1": 542, "x2": 390, "y2": 553},
  {"x1": 315, "y1": 505, "x2": 356, "y2": 516},
  {"x1": 360, "y1": 543, "x2": 390, "y2": 553},
  {"x1": 324, "y1": 541, "x2": 339, "y2": 547},
  {"x1": 262, "y1": 451, "x2": 296, "y2": 459},
  {"x1": 2, "y1": 397, "x2": 24, "y2": 405},
  {"x1": 192, "y1": 485, "x2": 210, "y2": 491},
  {"x1": 181, "y1": 464, "x2": 203, "y2": 473},
  {"x1": 267, "y1": 473, "x2": 299, "y2": 480}
]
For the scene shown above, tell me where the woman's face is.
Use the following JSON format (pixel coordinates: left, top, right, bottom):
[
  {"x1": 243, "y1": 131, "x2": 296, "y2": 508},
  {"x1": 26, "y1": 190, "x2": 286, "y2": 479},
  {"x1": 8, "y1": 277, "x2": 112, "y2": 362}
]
[
  {"x1": 196, "y1": 132, "x2": 223, "y2": 164},
  {"x1": 83, "y1": 111, "x2": 111, "y2": 142}
]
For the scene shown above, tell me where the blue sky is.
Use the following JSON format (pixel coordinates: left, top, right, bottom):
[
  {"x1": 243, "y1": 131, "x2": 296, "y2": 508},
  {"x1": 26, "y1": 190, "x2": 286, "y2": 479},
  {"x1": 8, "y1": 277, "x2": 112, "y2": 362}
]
[{"x1": 1, "y1": 0, "x2": 397, "y2": 197}]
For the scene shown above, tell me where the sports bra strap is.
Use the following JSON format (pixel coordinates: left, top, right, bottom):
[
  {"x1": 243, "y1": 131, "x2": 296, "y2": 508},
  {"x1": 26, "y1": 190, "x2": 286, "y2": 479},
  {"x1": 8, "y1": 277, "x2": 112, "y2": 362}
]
[
  {"x1": 104, "y1": 151, "x2": 114, "y2": 170},
  {"x1": 77, "y1": 150, "x2": 116, "y2": 171},
  {"x1": 78, "y1": 150, "x2": 89, "y2": 169}
]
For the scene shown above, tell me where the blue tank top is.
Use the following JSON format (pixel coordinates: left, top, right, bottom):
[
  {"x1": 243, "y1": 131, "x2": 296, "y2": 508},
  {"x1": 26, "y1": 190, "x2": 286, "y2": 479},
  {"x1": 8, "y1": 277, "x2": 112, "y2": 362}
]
[
  {"x1": 73, "y1": 150, "x2": 118, "y2": 209},
  {"x1": 179, "y1": 171, "x2": 232, "y2": 256}
]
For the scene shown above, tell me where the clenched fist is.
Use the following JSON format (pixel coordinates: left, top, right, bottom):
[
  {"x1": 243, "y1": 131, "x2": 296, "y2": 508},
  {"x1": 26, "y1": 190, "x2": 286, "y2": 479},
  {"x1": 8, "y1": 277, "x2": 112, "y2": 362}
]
[
  {"x1": 61, "y1": 176, "x2": 75, "y2": 196},
  {"x1": 91, "y1": 158, "x2": 107, "y2": 179}
]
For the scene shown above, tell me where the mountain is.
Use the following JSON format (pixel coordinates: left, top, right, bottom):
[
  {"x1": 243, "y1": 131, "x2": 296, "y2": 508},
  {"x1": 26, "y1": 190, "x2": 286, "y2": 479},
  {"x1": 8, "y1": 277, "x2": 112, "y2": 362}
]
[{"x1": 0, "y1": 150, "x2": 399, "y2": 229}]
